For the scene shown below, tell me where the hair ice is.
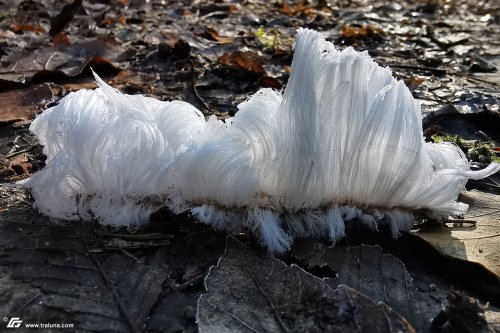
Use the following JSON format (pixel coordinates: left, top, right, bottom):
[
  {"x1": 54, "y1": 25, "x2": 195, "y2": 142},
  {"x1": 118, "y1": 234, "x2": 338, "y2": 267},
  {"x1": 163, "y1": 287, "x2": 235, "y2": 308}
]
[{"x1": 19, "y1": 29, "x2": 500, "y2": 253}]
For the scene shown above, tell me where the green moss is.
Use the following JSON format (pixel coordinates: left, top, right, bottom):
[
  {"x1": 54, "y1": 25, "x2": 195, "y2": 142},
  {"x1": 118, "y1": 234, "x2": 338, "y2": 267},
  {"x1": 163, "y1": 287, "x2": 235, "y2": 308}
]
[
  {"x1": 255, "y1": 26, "x2": 292, "y2": 54},
  {"x1": 432, "y1": 134, "x2": 498, "y2": 163},
  {"x1": 114, "y1": 24, "x2": 126, "y2": 31},
  {"x1": 469, "y1": 144, "x2": 497, "y2": 163},
  {"x1": 431, "y1": 134, "x2": 471, "y2": 151}
]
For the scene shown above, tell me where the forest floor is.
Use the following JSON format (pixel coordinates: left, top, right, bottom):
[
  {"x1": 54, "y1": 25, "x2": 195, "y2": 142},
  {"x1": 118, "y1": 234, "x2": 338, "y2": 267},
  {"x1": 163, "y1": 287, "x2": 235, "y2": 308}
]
[{"x1": 1, "y1": 0, "x2": 500, "y2": 332}]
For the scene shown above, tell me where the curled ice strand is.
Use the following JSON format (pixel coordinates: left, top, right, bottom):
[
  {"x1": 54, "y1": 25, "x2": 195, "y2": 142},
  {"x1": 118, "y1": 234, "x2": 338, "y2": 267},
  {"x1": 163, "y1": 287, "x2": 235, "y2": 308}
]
[{"x1": 18, "y1": 28, "x2": 500, "y2": 253}]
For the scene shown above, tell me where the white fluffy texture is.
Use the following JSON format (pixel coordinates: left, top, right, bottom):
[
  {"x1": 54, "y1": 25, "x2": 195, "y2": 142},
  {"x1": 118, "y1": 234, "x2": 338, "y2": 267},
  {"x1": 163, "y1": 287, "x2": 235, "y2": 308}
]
[
  {"x1": 24, "y1": 74, "x2": 206, "y2": 230},
  {"x1": 20, "y1": 29, "x2": 500, "y2": 252}
]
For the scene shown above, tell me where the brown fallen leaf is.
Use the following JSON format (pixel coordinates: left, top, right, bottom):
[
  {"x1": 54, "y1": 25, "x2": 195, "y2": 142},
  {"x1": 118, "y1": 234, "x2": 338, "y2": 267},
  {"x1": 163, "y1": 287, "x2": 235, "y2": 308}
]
[
  {"x1": 406, "y1": 75, "x2": 426, "y2": 91},
  {"x1": 0, "y1": 39, "x2": 124, "y2": 84},
  {"x1": 0, "y1": 84, "x2": 57, "y2": 123},
  {"x1": 337, "y1": 24, "x2": 386, "y2": 46},
  {"x1": 7, "y1": 153, "x2": 32, "y2": 181},
  {"x1": 108, "y1": 70, "x2": 156, "y2": 93},
  {"x1": 194, "y1": 27, "x2": 234, "y2": 44},
  {"x1": 281, "y1": 1, "x2": 317, "y2": 18},
  {"x1": 217, "y1": 51, "x2": 265, "y2": 76},
  {"x1": 52, "y1": 32, "x2": 71, "y2": 47},
  {"x1": 59, "y1": 81, "x2": 97, "y2": 92},
  {"x1": 258, "y1": 75, "x2": 282, "y2": 89},
  {"x1": 413, "y1": 190, "x2": 500, "y2": 277},
  {"x1": 9, "y1": 23, "x2": 45, "y2": 34}
]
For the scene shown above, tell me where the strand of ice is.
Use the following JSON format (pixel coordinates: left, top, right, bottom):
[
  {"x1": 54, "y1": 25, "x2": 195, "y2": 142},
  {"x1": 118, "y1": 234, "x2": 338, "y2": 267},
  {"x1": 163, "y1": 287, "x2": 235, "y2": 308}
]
[{"x1": 18, "y1": 29, "x2": 500, "y2": 253}]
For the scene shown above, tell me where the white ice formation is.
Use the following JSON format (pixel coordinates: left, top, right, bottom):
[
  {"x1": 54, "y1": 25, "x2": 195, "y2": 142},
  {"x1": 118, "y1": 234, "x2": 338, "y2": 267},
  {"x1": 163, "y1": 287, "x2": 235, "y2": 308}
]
[{"x1": 19, "y1": 29, "x2": 500, "y2": 253}]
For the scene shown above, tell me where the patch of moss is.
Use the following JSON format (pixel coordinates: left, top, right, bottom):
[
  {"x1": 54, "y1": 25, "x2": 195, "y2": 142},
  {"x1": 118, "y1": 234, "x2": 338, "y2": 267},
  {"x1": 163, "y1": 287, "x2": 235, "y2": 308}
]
[
  {"x1": 255, "y1": 27, "x2": 292, "y2": 55},
  {"x1": 469, "y1": 144, "x2": 499, "y2": 163},
  {"x1": 431, "y1": 134, "x2": 471, "y2": 151},
  {"x1": 432, "y1": 134, "x2": 499, "y2": 163}
]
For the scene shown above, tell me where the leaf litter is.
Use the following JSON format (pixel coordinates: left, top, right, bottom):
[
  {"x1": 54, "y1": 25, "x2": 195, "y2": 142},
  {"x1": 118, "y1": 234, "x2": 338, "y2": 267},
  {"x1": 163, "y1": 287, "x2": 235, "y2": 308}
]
[
  {"x1": 414, "y1": 190, "x2": 500, "y2": 277},
  {"x1": 0, "y1": 187, "x2": 226, "y2": 332},
  {"x1": 198, "y1": 238, "x2": 415, "y2": 333}
]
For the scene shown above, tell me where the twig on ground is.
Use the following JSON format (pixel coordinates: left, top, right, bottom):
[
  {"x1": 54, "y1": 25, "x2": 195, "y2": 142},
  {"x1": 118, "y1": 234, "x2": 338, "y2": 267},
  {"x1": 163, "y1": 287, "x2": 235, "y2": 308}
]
[
  {"x1": 189, "y1": 60, "x2": 214, "y2": 116},
  {"x1": 177, "y1": 273, "x2": 205, "y2": 290},
  {"x1": 6, "y1": 145, "x2": 37, "y2": 159},
  {"x1": 119, "y1": 248, "x2": 143, "y2": 263},
  {"x1": 95, "y1": 230, "x2": 173, "y2": 240},
  {"x1": 20, "y1": 293, "x2": 40, "y2": 312},
  {"x1": 442, "y1": 219, "x2": 477, "y2": 225},
  {"x1": 461, "y1": 75, "x2": 500, "y2": 87},
  {"x1": 426, "y1": 27, "x2": 469, "y2": 50},
  {"x1": 389, "y1": 64, "x2": 446, "y2": 76}
]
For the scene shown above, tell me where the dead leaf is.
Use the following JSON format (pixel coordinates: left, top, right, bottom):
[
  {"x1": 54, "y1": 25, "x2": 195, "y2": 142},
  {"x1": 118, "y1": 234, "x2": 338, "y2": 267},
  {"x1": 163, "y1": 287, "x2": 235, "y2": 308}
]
[
  {"x1": 0, "y1": 84, "x2": 57, "y2": 122},
  {"x1": 52, "y1": 32, "x2": 70, "y2": 47},
  {"x1": 341, "y1": 25, "x2": 383, "y2": 38},
  {"x1": 217, "y1": 51, "x2": 266, "y2": 76},
  {"x1": 0, "y1": 39, "x2": 123, "y2": 84},
  {"x1": 49, "y1": 0, "x2": 85, "y2": 36},
  {"x1": 413, "y1": 190, "x2": 500, "y2": 277},
  {"x1": 157, "y1": 39, "x2": 191, "y2": 61},
  {"x1": 59, "y1": 81, "x2": 97, "y2": 92},
  {"x1": 194, "y1": 27, "x2": 234, "y2": 44},
  {"x1": 102, "y1": 13, "x2": 127, "y2": 26},
  {"x1": 280, "y1": 2, "x2": 317, "y2": 18},
  {"x1": 7, "y1": 152, "x2": 32, "y2": 181},
  {"x1": 292, "y1": 241, "x2": 443, "y2": 332},
  {"x1": 106, "y1": 70, "x2": 155, "y2": 92},
  {"x1": 337, "y1": 24, "x2": 386, "y2": 46},
  {"x1": 0, "y1": 188, "x2": 226, "y2": 333},
  {"x1": 431, "y1": 292, "x2": 490, "y2": 332},
  {"x1": 197, "y1": 3, "x2": 239, "y2": 16},
  {"x1": 258, "y1": 75, "x2": 282, "y2": 89},
  {"x1": 198, "y1": 238, "x2": 415, "y2": 332},
  {"x1": 0, "y1": 188, "x2": 171, "y2": 332},
  {"x1": 406, "y1": 75, "x2": 426, "y2": 90},
  {"x1": 9, "y1": 23, "x2": 45, "y2": 33}
]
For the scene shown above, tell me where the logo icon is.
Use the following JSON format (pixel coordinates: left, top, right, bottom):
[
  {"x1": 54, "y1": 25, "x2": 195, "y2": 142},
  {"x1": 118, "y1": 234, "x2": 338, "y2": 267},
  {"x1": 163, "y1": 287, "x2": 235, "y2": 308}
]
[{"x1": 6, "y1": 318, "x2": 22, "y2": 328}]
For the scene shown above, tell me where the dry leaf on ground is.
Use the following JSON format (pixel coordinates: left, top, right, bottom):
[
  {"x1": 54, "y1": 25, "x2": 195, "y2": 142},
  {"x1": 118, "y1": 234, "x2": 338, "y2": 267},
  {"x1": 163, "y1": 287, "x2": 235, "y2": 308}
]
[
  {"x1": 197, "y1": 238, "x2": 415, "y2": 333},
  {"x1": 0, "y1": 84, "x2": 57, "y2": 122},
  {"x1": 292, "y1": 241, "x2": 443, "y2": 332},
  {"x1": 413, "y1": 190, "x2": 500, "y2": 277}
]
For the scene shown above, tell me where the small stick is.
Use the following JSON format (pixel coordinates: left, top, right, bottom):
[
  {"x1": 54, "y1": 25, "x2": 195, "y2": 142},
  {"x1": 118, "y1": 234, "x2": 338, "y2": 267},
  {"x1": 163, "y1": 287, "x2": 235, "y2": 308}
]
[
  {"x1": 442, "y1": 219, "x2": 476, "y2": 225},
  {"x1": 177, "y1": 273, "x2": 205, "y2": 290},
  {"x1": 389, "y1": 64, "x2": 446, "y2": 76},
  {"x1": 189, "y1": 60, "x2": 214, "y2": 116},
  {"x1": 6, "y1": 145, "x2": 37, "y2": 159},
  {"x1": 95, "y1": 230, "x2": 173, "y2": 240}
]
